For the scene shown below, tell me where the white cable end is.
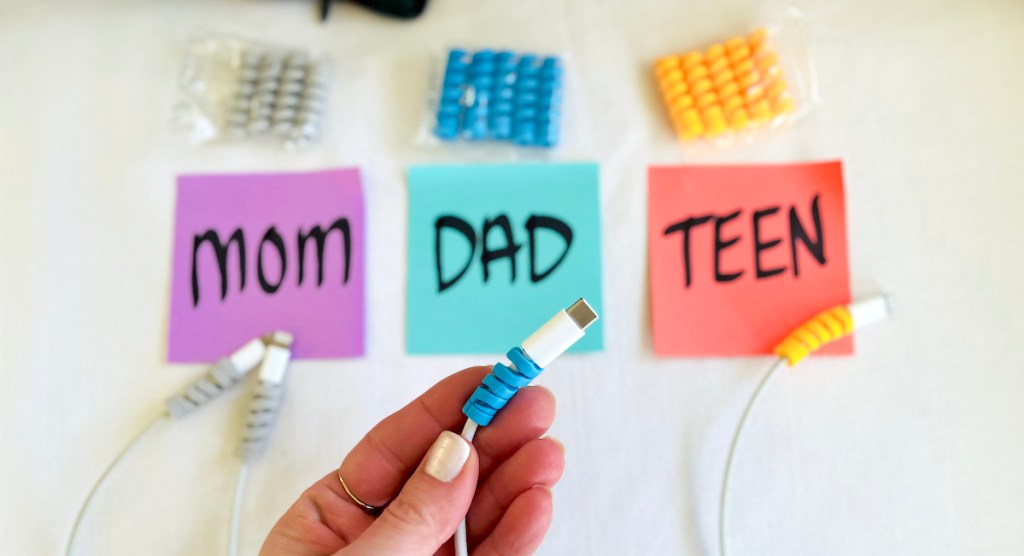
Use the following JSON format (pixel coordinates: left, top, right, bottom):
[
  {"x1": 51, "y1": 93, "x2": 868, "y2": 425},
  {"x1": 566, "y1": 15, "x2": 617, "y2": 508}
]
[
  {"x1": 258, "y1": 331, "x2": 294, "y2": 384},
  {"x1": 264, "y1": 330, "x2": 294, "y2": 348},
  {"x1": 228, "y1": 338, "x2": 267, "y2": 374},
  {"x1": 521, "y1": 298, "x2": 598, "y2": 368},
  {"x1": 848, "y1": 294, "x2": 893, "y2": 329}
]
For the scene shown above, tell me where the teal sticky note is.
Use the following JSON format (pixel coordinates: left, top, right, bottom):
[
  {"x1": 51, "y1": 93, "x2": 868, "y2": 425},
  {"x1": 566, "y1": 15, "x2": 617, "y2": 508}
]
[{"x1": 407, "y1": 163, "x2": 604, "y2": 354}]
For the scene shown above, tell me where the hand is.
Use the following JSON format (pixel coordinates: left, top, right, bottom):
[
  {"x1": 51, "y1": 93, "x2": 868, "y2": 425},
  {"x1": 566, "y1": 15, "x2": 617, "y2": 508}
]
[{"x1": 261, "y1": 366, "x2": 565, "y2": 556}]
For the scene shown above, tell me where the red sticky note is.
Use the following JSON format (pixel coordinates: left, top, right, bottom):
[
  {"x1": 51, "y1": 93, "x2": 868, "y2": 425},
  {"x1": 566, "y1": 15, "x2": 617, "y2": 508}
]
[{"x1": 648, "y1": 161, "x2": 852, "y2": 357}]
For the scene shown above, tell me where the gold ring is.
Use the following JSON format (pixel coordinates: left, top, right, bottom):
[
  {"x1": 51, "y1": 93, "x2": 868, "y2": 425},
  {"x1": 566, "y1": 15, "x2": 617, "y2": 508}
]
[{"x1": 338, "y1": 470, "x2": 384, "y2": 516}]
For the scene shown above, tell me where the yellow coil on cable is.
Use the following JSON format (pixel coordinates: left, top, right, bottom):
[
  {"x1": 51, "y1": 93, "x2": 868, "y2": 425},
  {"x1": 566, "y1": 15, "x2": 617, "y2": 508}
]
[{"x1": 774, "y1": 306, "x2": 854, "y2": 366}]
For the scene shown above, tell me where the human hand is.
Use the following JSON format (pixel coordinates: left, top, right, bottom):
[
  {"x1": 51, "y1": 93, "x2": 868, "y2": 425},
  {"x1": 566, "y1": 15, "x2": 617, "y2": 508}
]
[{"x1": 261, "y1": 366, "x2": 565, "y2": 556}]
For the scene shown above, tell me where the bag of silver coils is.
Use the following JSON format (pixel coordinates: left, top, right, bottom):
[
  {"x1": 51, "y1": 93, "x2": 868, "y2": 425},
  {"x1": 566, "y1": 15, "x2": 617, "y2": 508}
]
[{"x1": 172, "y1": 33, "x2": 331, "y2": 150}]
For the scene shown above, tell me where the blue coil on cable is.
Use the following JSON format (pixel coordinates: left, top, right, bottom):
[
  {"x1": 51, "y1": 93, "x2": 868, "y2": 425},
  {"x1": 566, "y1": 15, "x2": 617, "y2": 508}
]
[
  {"x1": 462, "y1": 347, "x2": 543, "y2": 426},
  {"x1": 435, "y1": 48, "x2": 564, "y2": 147}
]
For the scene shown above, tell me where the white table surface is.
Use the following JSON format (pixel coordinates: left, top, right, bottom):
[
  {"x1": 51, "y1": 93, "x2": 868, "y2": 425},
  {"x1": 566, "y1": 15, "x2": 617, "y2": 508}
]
[{"x1": 2, "y1": 1, "x2": 1023, "y2": 555}]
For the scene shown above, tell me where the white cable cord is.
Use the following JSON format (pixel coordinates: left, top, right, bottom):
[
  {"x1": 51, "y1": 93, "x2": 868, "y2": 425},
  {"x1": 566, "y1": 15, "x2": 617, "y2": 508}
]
[
  {"x1": 452, "y1": 300, "x2": 596, "y2": 556},
  {"x1": 454, "y1": 419, "x2": 479, "y2": 556},
  {"x1": 65, "y1": 413, "x2": 169, "y2": 556},
  {"x1": 718, "y1": 357, "x2": 786, "y2": 556},
  {"x1": 227, "y1": 331, "x2": 293, "y2": 556},
  {"x1": 228, "y1": 463, "x2": 251, "y2": 556},
  {"x1": 461, "y1": 419, "x2": 479, "y2": 442}
]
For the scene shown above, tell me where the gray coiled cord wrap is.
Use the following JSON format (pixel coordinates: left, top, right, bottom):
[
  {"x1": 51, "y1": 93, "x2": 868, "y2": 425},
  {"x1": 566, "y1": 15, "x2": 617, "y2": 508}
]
[
  {"x1": 165, "y1": 358, "x2": 246, "y2": 419},
  {"x1": 236, "y1": 381, "x2": 285, "y2": 462}
]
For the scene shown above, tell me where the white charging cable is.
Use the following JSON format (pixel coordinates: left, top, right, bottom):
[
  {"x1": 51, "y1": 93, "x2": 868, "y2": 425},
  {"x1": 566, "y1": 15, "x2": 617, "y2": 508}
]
[
  {"x1": 64, "y1": 337, "x2": 267, "y2": 556},
  {"x1": 718, "y1": 296, "x2": 892, "y2": 556},
  {"x1": 228, "y1": 331, "x2": 294, "y2": 556},
  {"x1": 455, "y1": 299, "x2": 599, "y2": 556}
]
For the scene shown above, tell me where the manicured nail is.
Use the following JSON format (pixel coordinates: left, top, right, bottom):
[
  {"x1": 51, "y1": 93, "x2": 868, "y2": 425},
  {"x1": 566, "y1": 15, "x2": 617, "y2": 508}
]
[
  {"x1": 531, "y1": 484, "x2": 553, "y2": 495},
  {"x1": 424, "y1": 431, "x2": 470, "y2": 482},
  {"x1": 545, "y1": 436, "x2": 566, "y2": 455}
]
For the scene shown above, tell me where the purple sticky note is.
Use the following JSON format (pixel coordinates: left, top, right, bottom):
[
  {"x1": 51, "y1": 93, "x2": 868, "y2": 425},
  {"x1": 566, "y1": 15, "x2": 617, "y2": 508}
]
[{"x1": 169, "y1": 168, "x2": 365, "y2": 362}]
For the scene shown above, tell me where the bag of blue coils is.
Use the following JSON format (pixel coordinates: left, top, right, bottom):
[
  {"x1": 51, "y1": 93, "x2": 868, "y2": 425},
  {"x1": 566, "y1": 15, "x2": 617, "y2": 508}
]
[{"x1": 427, "y1": 48, "x2": 564, "y2": 149}]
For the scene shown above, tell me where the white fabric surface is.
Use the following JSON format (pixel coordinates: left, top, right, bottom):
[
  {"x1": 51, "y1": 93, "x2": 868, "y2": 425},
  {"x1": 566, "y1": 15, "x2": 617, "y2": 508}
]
[{"x1": 2, "y1": 1, "x2": 1023, "y2": 555}]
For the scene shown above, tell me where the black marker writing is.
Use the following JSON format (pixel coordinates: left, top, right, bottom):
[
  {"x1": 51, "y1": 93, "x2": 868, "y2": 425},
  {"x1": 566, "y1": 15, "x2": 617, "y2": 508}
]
[
  {"x1": 191, "y1": 217, "x2": 352, "y2": 307},
  {"x1": 434, "y1": 213, "x2": 574, "y2": 293},
  {"x1": 192, "y1": 229, "x2": 246, "y2": 306},
  {"x1": 257, "y1": 227, "x2": 287, "y2": 294},
  {"x1": 663, "y1": 193, "x2": 826, "y2": 288}
]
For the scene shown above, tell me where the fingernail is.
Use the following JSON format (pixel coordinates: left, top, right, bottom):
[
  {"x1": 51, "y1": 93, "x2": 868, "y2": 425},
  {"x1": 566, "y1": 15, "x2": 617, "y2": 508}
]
[
  {"x1": 545, "y1": 436, "x2": 566, "y2": 455},
  {"x1": 424, "y1": 431, "x2": 470, "y2": 482}
]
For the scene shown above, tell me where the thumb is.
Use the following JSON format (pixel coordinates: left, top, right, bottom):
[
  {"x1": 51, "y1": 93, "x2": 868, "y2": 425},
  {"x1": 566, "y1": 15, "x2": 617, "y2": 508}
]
[{"x1": 343, "y1": 431, "x2": 478, "y2": 556}]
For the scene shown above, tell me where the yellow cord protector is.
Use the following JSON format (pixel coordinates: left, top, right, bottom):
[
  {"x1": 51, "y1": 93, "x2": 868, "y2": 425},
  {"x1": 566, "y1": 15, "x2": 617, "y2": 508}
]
[{"x1": 773, "y1": 305, "x2": 855, "y2": 366}]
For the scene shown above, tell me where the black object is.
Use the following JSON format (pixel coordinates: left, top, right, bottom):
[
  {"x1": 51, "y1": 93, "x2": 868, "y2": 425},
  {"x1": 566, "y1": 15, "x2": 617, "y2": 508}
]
[{"x1": 320, "y1": 0, "x2": 428, "y2": 21}]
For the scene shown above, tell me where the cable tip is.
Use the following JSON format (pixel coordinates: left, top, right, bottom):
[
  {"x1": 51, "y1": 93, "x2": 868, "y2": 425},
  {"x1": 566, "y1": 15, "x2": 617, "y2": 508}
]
[
  {"x1": 882, "y1": 293, "x2": 895, "y2": 315},
  {"x1": 566, "y1": 298, "x2": 598, "y2": 330},
  {"x1": 264, "y1": 331, "x2": 294, "y2": 348},
  {"x1": 848, "y1": 294, "x2": 893, "y2": 329}
]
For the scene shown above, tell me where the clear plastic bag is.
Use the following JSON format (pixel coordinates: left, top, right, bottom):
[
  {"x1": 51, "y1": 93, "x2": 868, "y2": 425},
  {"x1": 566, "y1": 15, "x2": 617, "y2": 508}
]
[
  {"x1": 653, "y1": 9, "x2": 820, "y2": 152},
  {"x1": 416, "y1": 46, "x2": 572, "y2": 156},
  {"x1": 171, "y1": 33, "x2": 332, "y2": 150}
]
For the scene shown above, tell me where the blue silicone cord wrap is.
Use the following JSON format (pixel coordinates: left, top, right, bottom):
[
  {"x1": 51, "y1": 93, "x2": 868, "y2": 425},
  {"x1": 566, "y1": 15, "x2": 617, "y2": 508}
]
[
  {"x1": 436, "y1": 49, "x2": 563, "y2": 147},
  {"x1": 462, "y1": 347, "x2": 543, "y2": 426}
]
